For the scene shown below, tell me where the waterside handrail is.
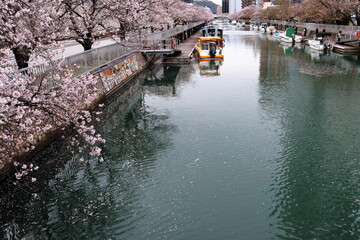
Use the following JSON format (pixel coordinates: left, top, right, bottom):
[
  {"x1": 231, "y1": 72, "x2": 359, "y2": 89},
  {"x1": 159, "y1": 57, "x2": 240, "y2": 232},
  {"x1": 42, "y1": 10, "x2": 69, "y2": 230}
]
[{"x1": 17, "y1": 22, "x2": 204, "y2": 77}]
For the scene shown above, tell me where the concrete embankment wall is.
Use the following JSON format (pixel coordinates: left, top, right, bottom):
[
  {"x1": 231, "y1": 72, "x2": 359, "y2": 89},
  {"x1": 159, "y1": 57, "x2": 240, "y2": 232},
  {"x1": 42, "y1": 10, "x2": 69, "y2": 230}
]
[{"x1": 0, "y1": 51, "x2": 155, "y2": 182}]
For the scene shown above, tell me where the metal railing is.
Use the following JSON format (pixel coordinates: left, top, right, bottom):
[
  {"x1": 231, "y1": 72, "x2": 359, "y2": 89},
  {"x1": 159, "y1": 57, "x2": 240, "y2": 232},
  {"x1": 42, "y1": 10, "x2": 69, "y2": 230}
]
[
  {"x1": 62, "y1": 43, "x2": 133, "y2": 76},
  {"x1": 17, "y1": 61, "x2": 56, "y2": 75},
  {"x1": 16, "y1": 22, "x2": 204, "y2": 77},
  {"x1": 143, "y1": 38, "x2": 182, "y2": 50}
]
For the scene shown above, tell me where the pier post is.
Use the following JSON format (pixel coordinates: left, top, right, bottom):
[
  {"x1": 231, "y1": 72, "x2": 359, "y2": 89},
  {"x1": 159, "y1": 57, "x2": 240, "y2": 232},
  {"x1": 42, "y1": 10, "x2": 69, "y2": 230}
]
[{"x1": 338, "y1": 31, "x2": 342, "y2": 42}]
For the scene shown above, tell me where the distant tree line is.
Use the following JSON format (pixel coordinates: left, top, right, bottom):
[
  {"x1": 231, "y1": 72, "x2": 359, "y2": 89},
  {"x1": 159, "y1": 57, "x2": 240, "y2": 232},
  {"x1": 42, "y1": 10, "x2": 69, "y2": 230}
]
[{"x1": 229, "y1": 0, "x2": 360, "y2": 26}]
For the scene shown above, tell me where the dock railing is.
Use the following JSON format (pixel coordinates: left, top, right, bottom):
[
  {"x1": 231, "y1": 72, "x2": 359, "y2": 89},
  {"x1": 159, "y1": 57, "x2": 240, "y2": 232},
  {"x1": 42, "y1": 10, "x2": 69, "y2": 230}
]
[{"x1": 143, "y1": 38, "x2": 182, "y2": 50}]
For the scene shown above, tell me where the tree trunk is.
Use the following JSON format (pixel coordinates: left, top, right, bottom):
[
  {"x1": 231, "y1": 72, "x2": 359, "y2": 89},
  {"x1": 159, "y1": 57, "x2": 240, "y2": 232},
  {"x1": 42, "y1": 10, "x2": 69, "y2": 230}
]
[
  {"x1": 82, "y1": 38, "x2": 93, "y2": 51},
  {"x1": 12, "y1": 46, "x2": 31, "y2": 70},
  {"x1": 119, "y1": 23, "x2": 126, "y2": 41},
  {"x1": 119, "y1": 31, "x2": 126, "y2": 41}
]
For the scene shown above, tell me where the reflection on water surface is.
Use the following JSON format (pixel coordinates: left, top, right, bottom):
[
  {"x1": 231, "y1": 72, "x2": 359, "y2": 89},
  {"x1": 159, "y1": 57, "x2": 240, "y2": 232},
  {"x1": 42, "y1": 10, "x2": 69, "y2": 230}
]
[{"x1": 1, "y1": 27, "x2": 360, "y2": 240}]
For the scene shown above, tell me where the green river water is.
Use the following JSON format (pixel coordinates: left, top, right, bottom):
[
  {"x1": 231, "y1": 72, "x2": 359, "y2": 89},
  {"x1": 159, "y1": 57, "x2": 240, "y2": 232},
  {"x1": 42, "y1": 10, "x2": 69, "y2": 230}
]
[{"x1": 1, "y1": 27, "x2": 360, "y2": 240}]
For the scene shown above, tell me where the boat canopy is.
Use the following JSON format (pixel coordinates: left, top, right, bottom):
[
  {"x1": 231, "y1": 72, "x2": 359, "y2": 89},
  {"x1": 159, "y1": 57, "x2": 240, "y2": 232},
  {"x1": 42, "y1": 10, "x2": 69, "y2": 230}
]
[
  {"x1": 285, "y1": 28, "x2": 296, "y2": 37},
  {"x1": 202, "y1": 25, "x2": 223, "y2": 38}
]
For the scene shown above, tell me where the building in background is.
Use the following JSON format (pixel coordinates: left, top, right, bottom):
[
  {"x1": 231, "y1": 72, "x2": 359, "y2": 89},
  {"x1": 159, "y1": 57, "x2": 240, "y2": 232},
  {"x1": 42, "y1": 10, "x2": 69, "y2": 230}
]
[
  {"x1": 229, "y1": 0, "x2": 242, "y2": 13},
  {"x1": 222, "y1": 0, "x2": 229, "y2": 13},
  {"x1": 216, "y1": 5, "x2": 223, "y2": 14},
  {"x1": 239, "y1": 0, "x2": 303, "y2": 9}
]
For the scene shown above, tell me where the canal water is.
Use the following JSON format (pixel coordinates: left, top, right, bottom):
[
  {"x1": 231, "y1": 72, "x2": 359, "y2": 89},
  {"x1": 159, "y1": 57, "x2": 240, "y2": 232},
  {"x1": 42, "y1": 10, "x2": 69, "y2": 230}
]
[{"x1": 1, "y1": 26, "x2": 360, "y2": 240}]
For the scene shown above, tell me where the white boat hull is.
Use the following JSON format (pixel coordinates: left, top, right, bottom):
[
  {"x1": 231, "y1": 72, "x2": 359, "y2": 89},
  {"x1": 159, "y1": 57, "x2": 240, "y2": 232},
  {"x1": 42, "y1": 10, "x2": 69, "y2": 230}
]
[
  {"x1": 281, "y1": 35, "x2": 302, "y2": 43},
  {"x1": 309, "y1": 40, "x2": 325, "y2": 51}
]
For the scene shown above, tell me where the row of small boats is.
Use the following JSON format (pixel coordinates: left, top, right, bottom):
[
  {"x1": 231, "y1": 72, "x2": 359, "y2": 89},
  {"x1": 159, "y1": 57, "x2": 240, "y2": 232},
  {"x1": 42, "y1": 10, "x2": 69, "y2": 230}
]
[
  {"x1": 253, "y1": 24, "x2": 332, "y2": 51},
  {"x1": 195, "y1": 23, "x2": 345, "y2": 60}
]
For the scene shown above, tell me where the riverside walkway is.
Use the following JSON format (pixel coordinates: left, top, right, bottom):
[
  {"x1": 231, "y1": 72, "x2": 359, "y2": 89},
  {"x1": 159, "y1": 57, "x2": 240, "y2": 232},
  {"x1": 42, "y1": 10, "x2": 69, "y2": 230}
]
[{"x1": 162, "y1": 31, "x2": 202, "y2": 64}]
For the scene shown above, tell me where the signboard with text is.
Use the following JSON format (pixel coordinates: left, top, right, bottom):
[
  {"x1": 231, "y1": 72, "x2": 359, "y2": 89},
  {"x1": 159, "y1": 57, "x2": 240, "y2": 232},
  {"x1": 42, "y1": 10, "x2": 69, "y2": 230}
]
[{"x1": 97, "y1": 53, "x2": 146, "y2": 92}]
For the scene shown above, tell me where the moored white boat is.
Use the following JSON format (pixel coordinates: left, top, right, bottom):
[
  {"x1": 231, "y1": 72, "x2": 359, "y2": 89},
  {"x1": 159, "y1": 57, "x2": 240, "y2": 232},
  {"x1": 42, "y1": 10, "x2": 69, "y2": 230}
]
[
  {"x1": 280, "y1": 28, "x2": 302, "y2": 43},
  {"x1": 308, "y1": 33, "x2": 332, "y2": 51},
  {"x1": 266, "y1": 26, "x2": 276, "y2": 34},
  {"x1": 273, "y1": 31, "x2": 282, "y2": 39},
  {"x1": 308, "y1": 39, "x2": 325, "y2": 51},
  {"x1": 281, "y1": 35, "x2": 302, "y2": 43}
]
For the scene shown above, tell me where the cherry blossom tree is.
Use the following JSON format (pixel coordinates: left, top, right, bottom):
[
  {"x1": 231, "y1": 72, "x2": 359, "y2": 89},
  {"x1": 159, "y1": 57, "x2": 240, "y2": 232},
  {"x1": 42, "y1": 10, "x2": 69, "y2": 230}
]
[
  {"x1": 0, "y1": 48, "x2": 105, "y2": 180},
  {"x1": 170, "y1": 1, "x2": 212, "y2": 25},
  {"x1": 230, "y1": 5, "x2": 262, "y2": 21},
  {"x1": 262, "y1": 0, "x2": 360, "y2": 25},
  {"x1": 0, "y1": 0, "x2": 64, "y2": 69},
  {"x1": 188, "y1": 5, "x2": 213, "y2": 22},
  {"x1": 260, "y1": 6, "x2": 282, "y2": 20},
  {"x1": 294, "y1": 0, "x2": 360, "y2": 25},
  {"x1": 131, "y1": 0, "x2": 212, "y2": 33},
  {"x1": 108, "y1": 0, "x2": 162, "y2": 41},
  {"x1": 59, "y1": 0, "x2": 113, "y2": 51},
  {"x1": 137, "y1": 0, "x2": 174, "y2": 31},
  {"x1": 288, "y1": 0, "x2": 324, "y2": 23}
]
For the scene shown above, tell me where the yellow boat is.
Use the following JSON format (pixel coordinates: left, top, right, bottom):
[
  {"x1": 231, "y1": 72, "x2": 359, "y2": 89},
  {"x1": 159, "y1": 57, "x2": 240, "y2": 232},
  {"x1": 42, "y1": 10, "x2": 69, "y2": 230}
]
[{"x1": 195, "y1": 36, "x2": 225, "y2": 60}]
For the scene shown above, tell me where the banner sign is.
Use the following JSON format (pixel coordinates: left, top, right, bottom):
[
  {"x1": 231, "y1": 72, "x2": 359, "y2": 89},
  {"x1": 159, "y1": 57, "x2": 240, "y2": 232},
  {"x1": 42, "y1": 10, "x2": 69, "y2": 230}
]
[{"x1": 97, "y1": 53, "x2": 146, "y2": 92}]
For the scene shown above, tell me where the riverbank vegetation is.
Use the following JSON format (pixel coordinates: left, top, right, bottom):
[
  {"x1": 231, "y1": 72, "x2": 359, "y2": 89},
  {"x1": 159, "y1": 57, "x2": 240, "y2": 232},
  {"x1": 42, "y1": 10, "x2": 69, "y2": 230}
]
[{"x1": 230, "y1": 0, "x2": 360, "y2": 26}]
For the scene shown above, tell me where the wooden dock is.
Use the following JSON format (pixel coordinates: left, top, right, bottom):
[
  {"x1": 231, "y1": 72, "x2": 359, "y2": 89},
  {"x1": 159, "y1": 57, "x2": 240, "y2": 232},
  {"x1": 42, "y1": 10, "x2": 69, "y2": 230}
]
[
  {"x1": 302, "y1": 36, "x2": 360, "y2": 54},
  {"x1": 332, "y1": 43, "x2": 360, "y2": 54},
  {"x1": 162, "y1": 31, "x2": 202, "y2": 63}
]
